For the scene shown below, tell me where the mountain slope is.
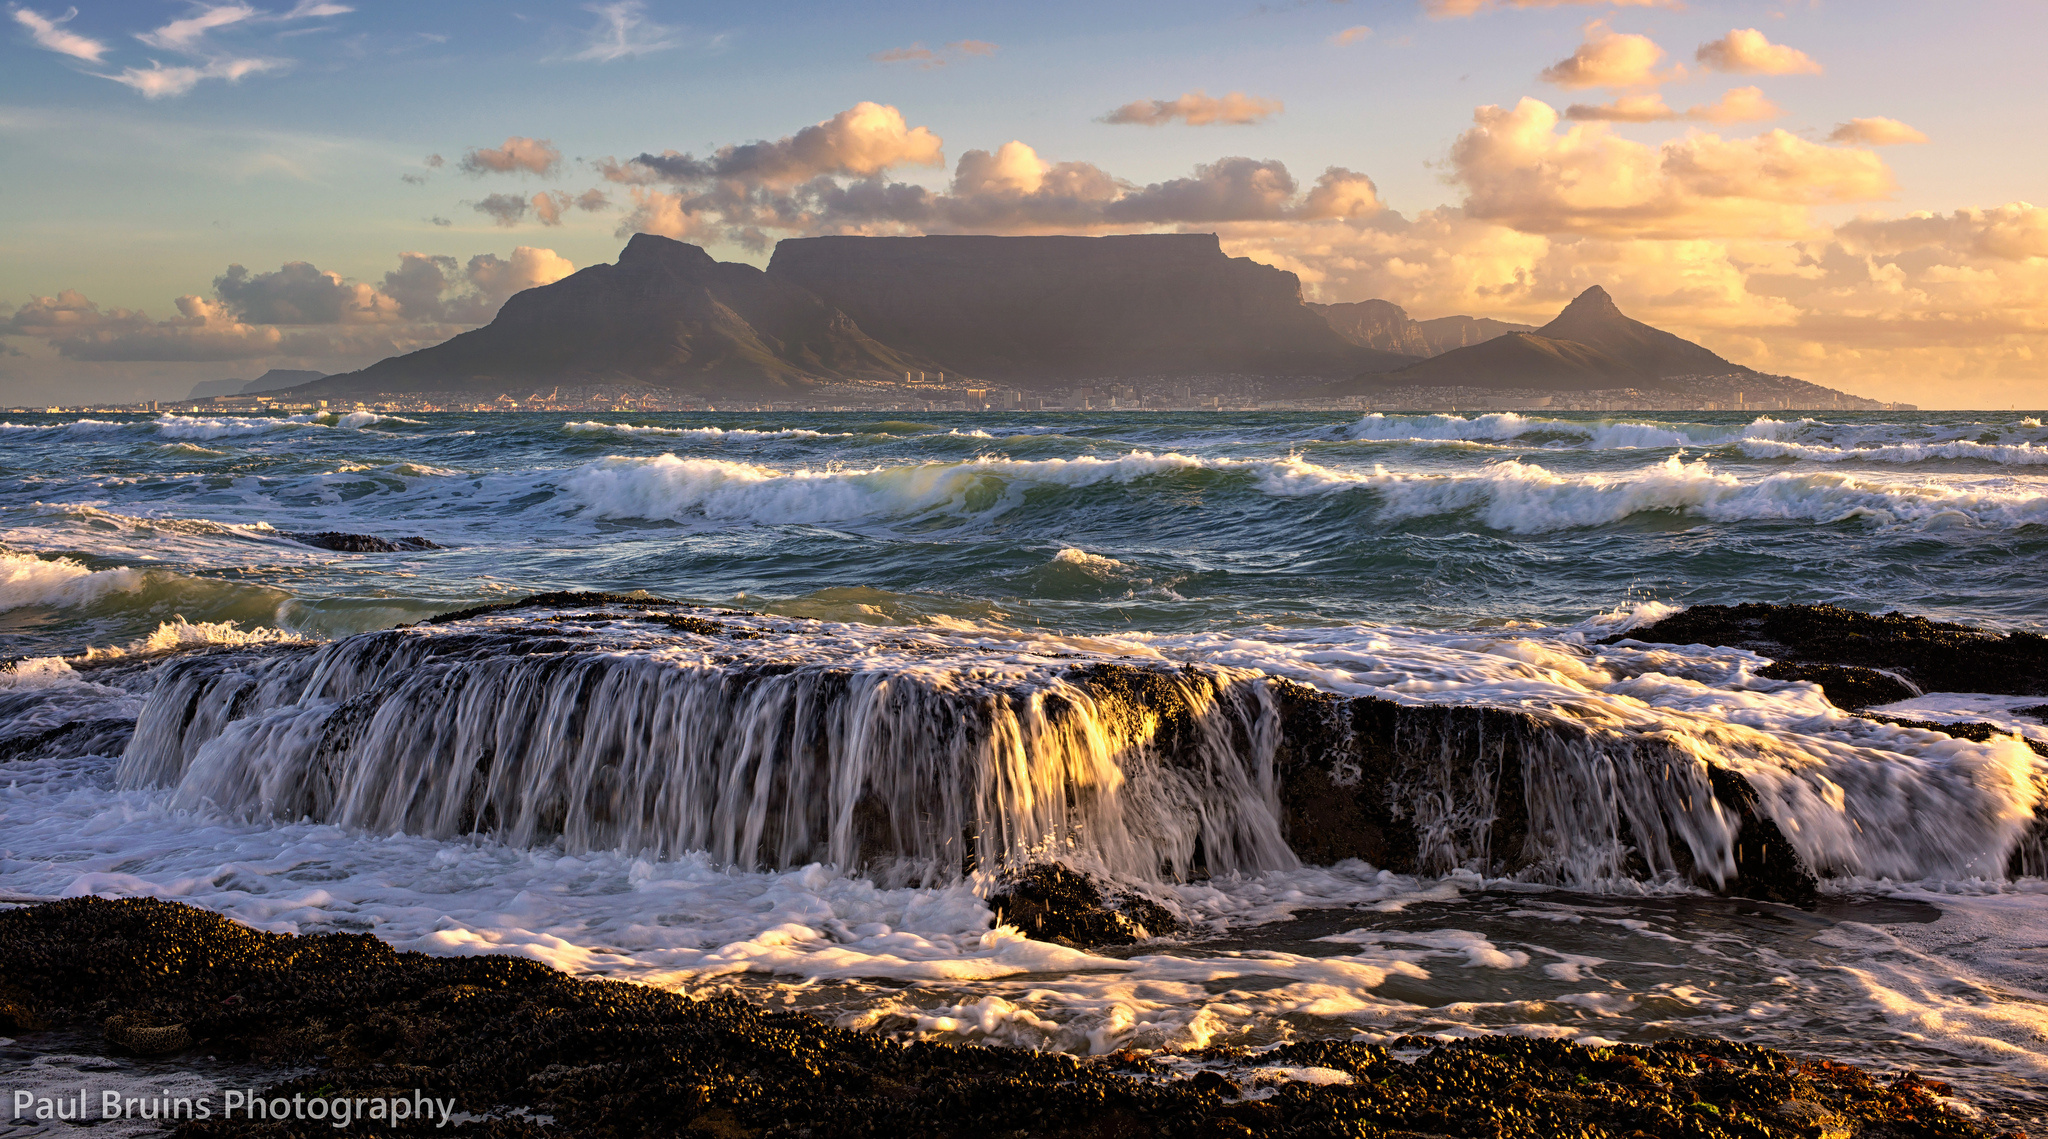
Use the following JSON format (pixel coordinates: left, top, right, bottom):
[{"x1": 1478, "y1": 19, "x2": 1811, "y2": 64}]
[
  {"x1": 1351, "y1": 286, "x2": 1753, "y2": 392},
  {"x1": 308, "y1": 235, "x2": 936, "y2": 396},
  {"x1": 1313, "y1": 300, "x2": 1534, "y2": 357}
]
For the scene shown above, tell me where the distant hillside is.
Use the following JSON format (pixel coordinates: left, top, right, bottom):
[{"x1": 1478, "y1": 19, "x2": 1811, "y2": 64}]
[
  {"x1": 187, "y1": 368, "x2": 324, "y2": 400},
  {"x1": 1312, "y1": 300, "x2": 1534, "y2": 357},
  {"x1": 1359, "y1": 286, "x2": 1754, "y2": 392},
  {"x1": 302, "y1": 234, "x2": 1416, "y2": 397}
]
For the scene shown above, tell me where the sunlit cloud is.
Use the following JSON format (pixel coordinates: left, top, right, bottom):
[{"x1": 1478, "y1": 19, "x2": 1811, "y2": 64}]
[
  {"x1": 1696, "y1": 28, "x2": 1823, "y2": 75},
  {"x1": 1330, "y1": 25, "x2": 1373, "y2": 45},
  {"x1": 105, "y1": 56, "x2": 284, "y2": 99},
  {"x1": 460, "y1": 136, "x2": 562, "y2": 177},
  {"x1": 1539, "y1": 21, "x2": 1673, "y2": 90},
  {"x1": 1565, "y1": 86, "x2": 1781, "y2": 124},
  {"x1": 1426, "y1": 0, "x2": 1678, "y2": 18},
  {"x1": 1102, "y1": 90, "x2": 1284, "y2": 126},
  {"x1": 1829, "y1": 117, "x2": 1929, "y2": 146},
  {"x1": 12, "y1": 6, "x2": 109, "y2": 61},
  {"x1": 870, "y1": 39, "x2": 997, "y2": 69}
]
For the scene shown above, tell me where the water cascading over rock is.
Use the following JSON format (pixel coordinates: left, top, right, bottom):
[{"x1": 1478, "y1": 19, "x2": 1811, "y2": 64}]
[{"x1": 112, "y1": 595, "x2": 2042, "y2": 901}]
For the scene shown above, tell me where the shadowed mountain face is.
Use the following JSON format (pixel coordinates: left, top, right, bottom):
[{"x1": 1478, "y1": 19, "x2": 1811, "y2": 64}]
[
  {"x1": 1356, "y1": 286, "x2": 1755, "y2": 392},
  {"x1": 304, "y1": 233, "x2": 1416, "y2": 397},
  {"x1": 769, "y1": 234, "x2": 1415, "y2": 382},
  {"x1": 309, "y1": 235, "x2": 939, "y2": 396},
  {"x1": 1313, "y1": 300, "x2": 1534, "y2": 358}
]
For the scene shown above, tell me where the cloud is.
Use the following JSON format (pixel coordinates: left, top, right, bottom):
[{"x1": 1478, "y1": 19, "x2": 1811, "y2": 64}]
[
  {"x1": 460, "y1": 136, "x2": 562, "y2": 176},
  {"x1": 1835, "y1": 203, "x2": 2048, "y2": 261},
  {"x1": 1450, "y1": 97, "x2": 1895, "y2": 240},
  {"x1": 1565, "y1": 85, "x2": 1780, "y2": 124},
  {"x1": 425, "y1": 153, "x2": 444, "y2": 168},
  {"x1": 1426, "y1": 0, "x2": 1678, "y2": 17},
  {"x1": 1538, "y1": 21, "x2": 1670, "y2": 90},
  {"x1": 601, "y1": 102, "x2": 944, "y2": 189},
  {"x1": 4, "y1": 249, "x2": 575, "y2": 362},
  {"x1": 530, "y1": 190, "x2": 573, "y2": 226},
  {"x1": 473, "y1": 193, "x2": 531, "y2": 226},
  {"x1": 575, "y1": 188, "x2": 610, "y2": 211},
  {"x1": 12, "y1": 6, "x2": 109, "y2": 61},
  {"x1": 213, "y1": 261, "x2": 401, "y2": 324},
  {"x1": 569, "y1": 1, "x2": 676, "y2": 62},
  {"x1": 1829, "y1": 117, "x2": 1929, "y2": 146},
  {"x1": 104, "y1": 56, "x2": 283, "y2": 98},
  {"x1": 136, "y1": 3, "x2": 256, "y2": 51},
  {"x1": 400, "y1": 172, "x2": 428, "y2": 185},
  {"x1": 870, "y1": 39, "x2": 997, "y2": 68},
  {"x1": 1696, "y1": 28, "x2": 1822, "y2": 75},
  {"x1": 1331, "y1": 25, "x2": 1372, "y2": 45},
  {"x1": 1101, "y1": 90, "x2": 1284, "y2": 126}
]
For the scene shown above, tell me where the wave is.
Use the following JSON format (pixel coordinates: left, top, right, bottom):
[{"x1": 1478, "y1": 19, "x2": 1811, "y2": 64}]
[
  {"x1": 557, "y1": 449, "x2": 2048, "y2": 534},
  {"x1": 335, "y1": 411, "x2": 427, "y2": 429},
  {"x1": 561, "y1": 450, "x2": 1213, "y2": 526},
  {"x1": 0, "y1": 550, "x2": 146, "y2": 611},
  {"x1": 566, "y1": 421, "x2": 841, "y2": 442},
  {"x1": 1340, "y1": 412, "x2": 1781, "y2": 450},
  {"x1": 1741, "y1": 438, "x2": 2048, "y2": 466},
  {"x1": 0, "y1": 418, "x2": 129, "y2": 435}
]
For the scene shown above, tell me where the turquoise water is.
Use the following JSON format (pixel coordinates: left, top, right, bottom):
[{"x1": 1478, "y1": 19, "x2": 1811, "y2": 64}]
[{"x1": 5, "y1": 408, "x2": 2046, "y2": 656}]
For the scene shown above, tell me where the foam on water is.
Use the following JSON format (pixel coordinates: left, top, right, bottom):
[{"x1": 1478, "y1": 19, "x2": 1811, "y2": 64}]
[
  {"x1": 565, "y1": 421, "x2": 842, "y2": 441},
  {"x1": 0, "y1": 551, "x2": 146, "y2": 612}
]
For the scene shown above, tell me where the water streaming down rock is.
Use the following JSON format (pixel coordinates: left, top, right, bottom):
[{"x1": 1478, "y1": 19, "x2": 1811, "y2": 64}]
[{"x1": 109, "y1": 597, "x2": 2044, "y2": 898}]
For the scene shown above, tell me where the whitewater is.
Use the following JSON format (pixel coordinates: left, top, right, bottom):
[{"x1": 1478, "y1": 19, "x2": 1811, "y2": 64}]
[{"x1": 2, "y1": 408, "x2": 2045, "y2": 1127}]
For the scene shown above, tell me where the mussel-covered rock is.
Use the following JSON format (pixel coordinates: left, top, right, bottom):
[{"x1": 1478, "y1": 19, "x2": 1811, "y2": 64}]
[{"x1": 987, "y1": 863, "x2": 1184, "y2": 946}]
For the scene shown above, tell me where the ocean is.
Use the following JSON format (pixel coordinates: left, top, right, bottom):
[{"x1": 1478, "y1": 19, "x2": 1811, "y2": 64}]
[{"x1": 3, "y1": 408, "x2": 2045, "y2": 1127}]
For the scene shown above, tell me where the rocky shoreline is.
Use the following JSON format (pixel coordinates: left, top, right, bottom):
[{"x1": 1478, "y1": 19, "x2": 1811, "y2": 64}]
[{"x1": 0, "y1": 897, "x2": 2010, "y2": 1138}]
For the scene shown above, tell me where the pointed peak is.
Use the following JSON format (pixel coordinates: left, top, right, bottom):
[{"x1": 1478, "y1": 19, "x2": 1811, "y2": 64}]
[{"x1": 1565, "y1": 284, "x2": 1619, "y2": 311}]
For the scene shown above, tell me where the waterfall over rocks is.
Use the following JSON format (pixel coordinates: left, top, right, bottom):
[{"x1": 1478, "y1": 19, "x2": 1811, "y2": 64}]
[{"x1": 111, "y1": 596, "x2": 2046, "y2": 898}]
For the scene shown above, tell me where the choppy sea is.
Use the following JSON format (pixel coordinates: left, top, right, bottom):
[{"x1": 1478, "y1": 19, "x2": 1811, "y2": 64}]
[{"x1": 3, "y1": 408, "x2": 2045, "y2": 1127}]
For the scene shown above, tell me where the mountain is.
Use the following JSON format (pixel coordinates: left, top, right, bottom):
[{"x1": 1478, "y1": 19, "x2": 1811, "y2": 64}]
[
  {"x1": 301, "y1": 233, "x2": 1416, "y2": 397},
  {"x1": 767, "y1": 233, "x2": 1415, "y2": 382},
  {"x1": 1357, "y1": 286, "x2": 1754, "y2": 391},
  {"x1": 187, "y1": 368, "x2": 327, "y2": 400},
  {"x1": 1312, "y1": 300, "x2": 1535, "y2": 358},
  {"x1": 307, "y1": 235, "x2": 939, "y2": 396}
]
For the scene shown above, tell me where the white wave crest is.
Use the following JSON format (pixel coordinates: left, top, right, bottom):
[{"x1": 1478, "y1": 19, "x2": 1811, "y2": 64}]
[
  {"x1": 1049, "y1": 548, "x2": 1127, "y2": 573},
  {"x1": 566, "y1": 421, "x2": 839, "y2": 441},
  {"x1": 0, "y1": 419, "x2": 129, "y2": 435},
  {"x1": 151, "y1": 413, "x2": 322, "y2": 440},
  {"x1": 0, "y1": 551, "x2": 146, "y2": 612},
  {"x1": 561, "y1": 451, "x2": 1210, "y2": 524},
  {"x1": 1343, "y1": 412, "x2": 1738, "y2": 450},
  {"x1": 336, "y1": 411, "x2": 427, "y2": 429},
  {"x1": 1742, "y1": 438, "x2": 2048, "y2": 466}
]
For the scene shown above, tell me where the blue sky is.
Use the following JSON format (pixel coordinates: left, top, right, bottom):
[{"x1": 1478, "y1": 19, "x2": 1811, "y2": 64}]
[{"x1": 4, "y1": 0, "x2": 2046, "y2": 406}]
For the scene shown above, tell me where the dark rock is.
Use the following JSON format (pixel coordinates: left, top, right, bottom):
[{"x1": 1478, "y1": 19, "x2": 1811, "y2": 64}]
[
  {"x1": 103, "y1": 1010, "x2": 191, "y2": 1055},
  {"x1": 0, "y1": 898, "x2": 2002, "y2": 1139},
  {"x1": 424, "y1": 590, "x2": 685, "y2": 624},
  {"x1": 1702, "y1": 765, "x2": 1820, "y2": 907},
  {"x1": 1756, "y1": 661, "x2": 1917, "y2": 710},
  {"x1": 1617, "y1": 603, "x2": 2048, "y2": 697},
  {"x1": 986, "y1": 864, "x2": 1184, "y2": 947},
  {"x1": 0, "y1": 717, "x2": 134, "y2": 763},
  {"x1": 284, "y1": 531, "x2": 440, "y2": 553}
]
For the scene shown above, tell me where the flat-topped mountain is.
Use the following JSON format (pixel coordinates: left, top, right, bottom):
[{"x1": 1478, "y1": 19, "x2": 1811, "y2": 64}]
[
  {"x1": 305, "y1": 234, "x2": 1413, "y2": 396},
  {"x1": 770, "y1": 234, "x2": 1411, "y2": 381},
  {"x1": 1312, "y1": 299, "x2": 1535, "y2": 358},
  {"x1": 1358, "y1": 285, "x2": 1756, "y2": 392}
]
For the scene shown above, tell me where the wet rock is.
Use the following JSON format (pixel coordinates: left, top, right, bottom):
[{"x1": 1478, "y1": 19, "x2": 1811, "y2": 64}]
[
  {"x1": 1619, "y1": 602, "x2": 2048, "y2": 697},
  {"x1": 1755, "y1": 661, "x2": 1917, "y2": 710},
  {"x1": 283, "y1": 530, "x2": 440, "y2": 553},
  {"x1": 986, "y1": 864, "x2": 1184, "y2": 947},
  {"x1": 0, "y1": 898, "x2": 2005, "y2": 1139},
  {"x1": 103, "y1": 1010, "x2": 191, "y2": 1055},
  {"x1": 424, "y1": 589, "x2": 686, "y2": 624},
  {"x1": 1703, "y1": 765, "x2": 1820, "y2": 907},
  {"x1": 0, "y1": 717, "x2": 134, "y2": 763}
]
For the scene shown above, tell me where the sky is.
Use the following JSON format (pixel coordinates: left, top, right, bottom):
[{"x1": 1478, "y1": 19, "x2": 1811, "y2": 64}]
[{"x1": 2, "y1": 0, "x2": 2045, "y2": 408}]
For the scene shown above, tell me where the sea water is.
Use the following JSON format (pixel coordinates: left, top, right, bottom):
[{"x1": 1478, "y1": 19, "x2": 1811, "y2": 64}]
[{"x1": 2, "y1": 409, "x2": 2045, "y2": 1126}]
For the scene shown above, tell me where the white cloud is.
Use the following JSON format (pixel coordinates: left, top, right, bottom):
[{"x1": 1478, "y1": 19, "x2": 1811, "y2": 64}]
[
  {"x1": 1102, "y1": 90, "x2": 1285, "y2": 126},
  {"x1": 1696, "y1": 28, "x2": 1823, "y2": 76},
  {"x1": 12, "y1": 6, "x2": 109, "y2": 61},
  {"x1": 135, "y1": 3, "x2": 256, "y2": 52},
  {"x1": 569, "y1": 1, "x2": 676, "y2": 63},
  {"x1": 104, "y1": 56, "x2": 283, "y2": 99}
]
